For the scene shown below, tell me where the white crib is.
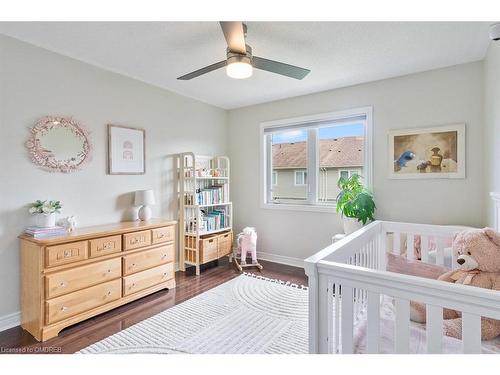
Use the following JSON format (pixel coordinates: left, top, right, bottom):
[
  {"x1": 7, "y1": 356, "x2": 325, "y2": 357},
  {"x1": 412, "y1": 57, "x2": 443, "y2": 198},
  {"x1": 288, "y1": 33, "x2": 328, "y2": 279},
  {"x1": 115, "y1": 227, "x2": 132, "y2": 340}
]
[{"x1": 304, "y1": 195, "x2": 500, "y2": 354}]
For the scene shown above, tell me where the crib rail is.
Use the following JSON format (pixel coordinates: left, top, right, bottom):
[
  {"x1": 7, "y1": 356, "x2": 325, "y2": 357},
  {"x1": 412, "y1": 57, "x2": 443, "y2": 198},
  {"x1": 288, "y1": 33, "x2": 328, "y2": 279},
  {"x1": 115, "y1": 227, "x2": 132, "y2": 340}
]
[{"x1": 305, "y1": 220, "x2": 500, "y2": 354}]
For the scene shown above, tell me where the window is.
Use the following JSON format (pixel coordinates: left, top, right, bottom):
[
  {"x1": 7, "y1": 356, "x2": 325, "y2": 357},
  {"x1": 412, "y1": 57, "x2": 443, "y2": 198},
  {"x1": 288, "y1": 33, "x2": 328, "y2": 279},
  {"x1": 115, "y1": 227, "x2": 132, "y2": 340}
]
[
  {"x1": 261, "y1": 107, "x2": 372, "y2": 210},
  {"x1": 339, "y1": 169, "x2": 361, "y2": 181},
  {"x1": 294, "y1": 170, "x2": 307, "y2": 186},
  {"x1": 339, "y1": 170, "x2": 349, "y2": 180}
]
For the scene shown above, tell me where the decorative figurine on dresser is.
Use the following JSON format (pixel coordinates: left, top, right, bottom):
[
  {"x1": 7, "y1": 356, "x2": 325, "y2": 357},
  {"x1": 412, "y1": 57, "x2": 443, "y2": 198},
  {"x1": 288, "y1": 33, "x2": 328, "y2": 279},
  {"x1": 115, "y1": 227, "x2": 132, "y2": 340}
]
[{"x1": 19, "y1": 219, "x2": 176, "y2": 341}]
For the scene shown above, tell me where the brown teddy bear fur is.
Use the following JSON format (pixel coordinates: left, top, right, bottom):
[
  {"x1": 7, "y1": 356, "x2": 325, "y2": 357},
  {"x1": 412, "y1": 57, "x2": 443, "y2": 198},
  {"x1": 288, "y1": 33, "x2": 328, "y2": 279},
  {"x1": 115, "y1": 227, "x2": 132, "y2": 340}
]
[{"x1": 410, "y1": 228, "x2": 500, "y2": 341}]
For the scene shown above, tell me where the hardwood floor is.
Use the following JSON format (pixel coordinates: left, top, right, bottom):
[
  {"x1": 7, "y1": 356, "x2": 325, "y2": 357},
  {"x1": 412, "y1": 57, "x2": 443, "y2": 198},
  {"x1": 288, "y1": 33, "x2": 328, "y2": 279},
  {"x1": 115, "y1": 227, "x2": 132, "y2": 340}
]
[{"x1": 0, "y1": 259, "x2": 306, "y2": 354}]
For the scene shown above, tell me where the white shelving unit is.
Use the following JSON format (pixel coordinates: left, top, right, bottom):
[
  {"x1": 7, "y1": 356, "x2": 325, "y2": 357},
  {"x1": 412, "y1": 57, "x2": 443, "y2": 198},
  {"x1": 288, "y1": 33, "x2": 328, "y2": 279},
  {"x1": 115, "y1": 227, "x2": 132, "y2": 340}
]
[{"x1": 176, "y1": 153, "x2": 233, "y2": 275}]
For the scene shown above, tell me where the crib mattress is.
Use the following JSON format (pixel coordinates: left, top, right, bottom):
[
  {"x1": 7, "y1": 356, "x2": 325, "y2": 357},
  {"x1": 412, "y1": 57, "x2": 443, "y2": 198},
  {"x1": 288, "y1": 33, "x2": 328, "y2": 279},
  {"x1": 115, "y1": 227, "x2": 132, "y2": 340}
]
[{"x1": 351, "y1": 296, "x2": 500, "y2": 354}]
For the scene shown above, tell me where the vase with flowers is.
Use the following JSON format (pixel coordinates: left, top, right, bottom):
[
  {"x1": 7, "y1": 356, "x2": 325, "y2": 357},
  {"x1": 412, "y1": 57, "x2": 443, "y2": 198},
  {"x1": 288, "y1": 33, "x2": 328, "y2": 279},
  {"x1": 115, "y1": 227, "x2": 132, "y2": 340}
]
[{"x1": 29, "y1": 200, "x2": 62, "y2": 228}]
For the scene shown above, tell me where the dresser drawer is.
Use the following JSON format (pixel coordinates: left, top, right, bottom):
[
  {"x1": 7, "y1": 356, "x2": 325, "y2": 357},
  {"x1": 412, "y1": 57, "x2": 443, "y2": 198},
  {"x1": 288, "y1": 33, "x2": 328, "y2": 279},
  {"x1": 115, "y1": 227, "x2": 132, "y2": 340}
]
[
  {"x1": 89, "y1": 235, "x2": 122, "y2": 258},
  {"x1": 123, "y1": 244, "x2": 174, "y2": 276},
  {"x1": 123, "y1": 230, "x2": 151, "y2": 250},
  {"x1": 123, "y1": 263, "x2": 174, "y2": 296},
  {"x1": 45, "y1": 241, "x2": 88, "y2": 268},
  {"x1": 45, "y1": 279, "x2": 121, "y2": 324},
  {"x1": 151, "y1": 226, "x2": 174, "y2": 244},
  {"x1": 45, "y1": 258, "x2": 121, "y2": 299}
]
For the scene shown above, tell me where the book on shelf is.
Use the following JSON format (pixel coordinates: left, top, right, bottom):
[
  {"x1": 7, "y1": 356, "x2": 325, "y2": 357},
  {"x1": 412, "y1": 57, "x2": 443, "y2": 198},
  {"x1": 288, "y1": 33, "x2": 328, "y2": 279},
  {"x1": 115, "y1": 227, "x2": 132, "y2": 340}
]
[
  {"x1": 184, "y1": 207, "x2": 229, "y2": 233},
  {"x1": 24, "y1": 226, "x2": 67, "y2": 238},
  {"x1": 195, "y1": 184, "x2": 229, "y2": 205}
]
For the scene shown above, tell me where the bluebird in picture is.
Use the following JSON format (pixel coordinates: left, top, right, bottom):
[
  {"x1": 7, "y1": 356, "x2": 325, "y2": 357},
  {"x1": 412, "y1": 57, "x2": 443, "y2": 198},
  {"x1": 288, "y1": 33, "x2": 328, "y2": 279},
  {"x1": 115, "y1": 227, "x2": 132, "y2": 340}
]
[{"x1": 394, "y1": 150, "x2": 416, "y2": 171}]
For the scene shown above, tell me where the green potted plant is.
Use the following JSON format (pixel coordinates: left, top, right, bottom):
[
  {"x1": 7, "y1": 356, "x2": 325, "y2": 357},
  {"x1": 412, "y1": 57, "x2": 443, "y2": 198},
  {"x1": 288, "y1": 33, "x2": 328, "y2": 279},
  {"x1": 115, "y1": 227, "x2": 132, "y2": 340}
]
[
  {"x1": 336, "y1": 174, "x2": 376, "y2": 234},
  {"x1": 29, "y1": 200, "x2": 62, "y2": 228}
]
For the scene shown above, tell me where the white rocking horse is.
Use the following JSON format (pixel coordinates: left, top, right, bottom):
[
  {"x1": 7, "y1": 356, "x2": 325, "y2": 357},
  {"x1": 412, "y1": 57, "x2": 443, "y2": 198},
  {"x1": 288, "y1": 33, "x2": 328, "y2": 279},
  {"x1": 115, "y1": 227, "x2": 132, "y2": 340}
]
[{"x1": 234, "y1": 227, "x2": 263, "y2": 271}]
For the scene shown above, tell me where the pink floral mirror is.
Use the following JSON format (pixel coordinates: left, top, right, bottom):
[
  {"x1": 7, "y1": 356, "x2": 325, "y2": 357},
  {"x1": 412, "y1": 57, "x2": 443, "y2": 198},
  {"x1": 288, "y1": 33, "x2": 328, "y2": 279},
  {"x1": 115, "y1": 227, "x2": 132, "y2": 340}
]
[{"x1": 26, "y1": 116, "x2": 93, "y2": 173}]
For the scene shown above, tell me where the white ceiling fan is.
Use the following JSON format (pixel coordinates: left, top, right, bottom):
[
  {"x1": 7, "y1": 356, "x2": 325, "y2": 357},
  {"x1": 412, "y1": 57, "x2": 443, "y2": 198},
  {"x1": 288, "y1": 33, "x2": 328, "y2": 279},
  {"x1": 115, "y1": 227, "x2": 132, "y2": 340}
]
[{"x1": 177, "y1": 22, "x2": 311, "y2": 80}]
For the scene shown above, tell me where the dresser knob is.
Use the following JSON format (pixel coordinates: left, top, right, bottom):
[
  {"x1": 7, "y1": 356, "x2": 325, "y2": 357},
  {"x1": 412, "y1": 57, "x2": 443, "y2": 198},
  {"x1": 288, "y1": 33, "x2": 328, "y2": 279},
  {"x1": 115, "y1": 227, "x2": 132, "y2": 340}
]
[
  {"x1": 60, "y1": 281, "x2": 67, "y2": 287},
  {"x1": 158, "y1": 234, "x2": 165, "y2": 238},
  {"x1": 131, "y1": 283, "x2": 136, "y2": 288},
  {"x1": 107, "y1": 291, "x2": 112, "y2": 296},
  {"x1": 161, "y1": 254, "x2": 167, "y2": 259},
  {"x1": 61, "y1": 306, "x2": 68, "y2": 312},
  {"x1": 162, "y1": 272, "x2": 168, "y2": 278},
  {"x1": 107, "y1": 269, "x2": 112, "y2": 273},
  {"x1": 131, "y1": 263, "x2": 136, "y2": 267}
]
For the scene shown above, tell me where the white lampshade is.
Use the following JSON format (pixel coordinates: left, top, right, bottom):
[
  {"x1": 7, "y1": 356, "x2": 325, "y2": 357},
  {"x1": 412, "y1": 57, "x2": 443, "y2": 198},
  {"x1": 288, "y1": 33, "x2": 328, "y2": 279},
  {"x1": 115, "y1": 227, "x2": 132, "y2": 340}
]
[{"x1": 134, "y1": 189, "x2": 155, "y2": 206}]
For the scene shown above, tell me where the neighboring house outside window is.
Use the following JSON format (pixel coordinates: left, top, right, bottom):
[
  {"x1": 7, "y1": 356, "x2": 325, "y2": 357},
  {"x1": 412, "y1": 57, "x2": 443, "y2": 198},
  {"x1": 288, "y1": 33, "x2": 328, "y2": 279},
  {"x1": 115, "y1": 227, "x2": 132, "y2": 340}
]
[{"x1": 261, "y1": 107, "x2": 372, "y2": 211}]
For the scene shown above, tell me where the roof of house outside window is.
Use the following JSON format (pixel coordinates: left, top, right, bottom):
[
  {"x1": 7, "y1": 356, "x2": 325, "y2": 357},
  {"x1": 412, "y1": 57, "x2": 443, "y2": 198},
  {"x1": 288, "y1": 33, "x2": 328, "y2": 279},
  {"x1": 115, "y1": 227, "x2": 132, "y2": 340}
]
[{"x1": 272, "y1": 136, "x2": 363, "y2": 169}]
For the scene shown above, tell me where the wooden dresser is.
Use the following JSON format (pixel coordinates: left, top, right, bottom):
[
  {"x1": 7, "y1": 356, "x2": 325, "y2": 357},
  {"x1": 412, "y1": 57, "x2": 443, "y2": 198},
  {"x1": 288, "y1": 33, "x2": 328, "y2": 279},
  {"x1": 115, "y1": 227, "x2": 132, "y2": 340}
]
[{"x1": 19, "y1": 219, "x2": 176, "y2": 341}]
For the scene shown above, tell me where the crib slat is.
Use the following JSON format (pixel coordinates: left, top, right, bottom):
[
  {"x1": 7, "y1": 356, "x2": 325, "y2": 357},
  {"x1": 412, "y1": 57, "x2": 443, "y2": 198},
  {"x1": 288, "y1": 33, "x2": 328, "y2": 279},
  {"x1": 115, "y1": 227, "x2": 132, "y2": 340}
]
[
  {"x1": 451, "y1": 241, "x2": 458, "y2": 270},
  {"x1": 334, "y1": 283, "x2": 340, "y2": 353},
  {"x1": 462, "y1": 312, "x2": 481, "y2": 354},
  {"x1": 379, "y1": 232, "x2": 387, "y2": 271},
  {"x1": 436, "y1": 237, "x2": 444, "y2": 266},
  {"x1": 394, "y1": 298, "x2": 410, "y2": 353},
  {"x1": 366, "y1": 291, "x2": 380, "y2": 353},
  {"x1": 341, "y1": 285, "x2": 354, "y2": 354},
  {"x1": 393, "y1": 232, "x2": 401, "y2": 255},
  {"x1": 407, "y1": 234, "x2": 415, "y2": 260},
  {"x1": 421, "y1": 235, "x2": 429, "y2": 263},
  {"x1": 426, "y1": 304, "x2": 443, "y2": 353},
  {"x1": 327, "y1": 279, "x2": 334, "y2": 354}
]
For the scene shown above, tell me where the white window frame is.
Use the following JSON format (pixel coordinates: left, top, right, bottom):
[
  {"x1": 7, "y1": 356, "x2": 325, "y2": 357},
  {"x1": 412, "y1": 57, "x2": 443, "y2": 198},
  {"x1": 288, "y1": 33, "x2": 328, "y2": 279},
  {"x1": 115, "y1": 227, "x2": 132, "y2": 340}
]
[
  {"x1": 260, "y1": 106, "x2": 373, "y2": 212},
  {"x1": 272, "y1": 171, "x2": 278, "y2": 186},
  {"x1": 294, "y1": 170, "x2": 307, "y2": 186}
]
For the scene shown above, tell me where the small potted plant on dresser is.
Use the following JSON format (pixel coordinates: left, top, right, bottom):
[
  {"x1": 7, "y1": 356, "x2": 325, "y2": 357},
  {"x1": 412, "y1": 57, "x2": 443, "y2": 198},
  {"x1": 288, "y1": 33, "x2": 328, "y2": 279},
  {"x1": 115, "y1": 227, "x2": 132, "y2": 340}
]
[
  {"x1": 29, "y1": 200, "x2": 62, "y2": 228},
  {"x1": 336, "y1": 174, "x2": 376, "y2": 235}
]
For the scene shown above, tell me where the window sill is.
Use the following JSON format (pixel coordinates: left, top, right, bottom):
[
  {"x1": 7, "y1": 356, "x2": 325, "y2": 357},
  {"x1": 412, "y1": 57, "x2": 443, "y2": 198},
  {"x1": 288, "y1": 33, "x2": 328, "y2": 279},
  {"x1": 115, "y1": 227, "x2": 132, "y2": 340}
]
[{"x1": 261, "y1": 202, "x2": 337, "y2": 213}]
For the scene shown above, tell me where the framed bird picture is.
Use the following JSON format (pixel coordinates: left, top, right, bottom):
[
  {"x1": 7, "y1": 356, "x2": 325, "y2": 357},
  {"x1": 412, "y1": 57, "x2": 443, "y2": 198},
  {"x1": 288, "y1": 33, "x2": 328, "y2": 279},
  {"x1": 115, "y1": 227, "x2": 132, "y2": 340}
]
[{"x1": 388, "y1": 123, "x2": 465, "y2": 179}]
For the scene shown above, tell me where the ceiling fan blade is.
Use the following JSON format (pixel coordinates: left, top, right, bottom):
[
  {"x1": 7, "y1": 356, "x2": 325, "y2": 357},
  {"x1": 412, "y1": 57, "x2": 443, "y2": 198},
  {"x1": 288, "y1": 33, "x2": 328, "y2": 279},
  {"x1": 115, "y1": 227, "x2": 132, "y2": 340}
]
[
  {"x1": 253, "y1": 56, "x2": 310, "y2": 80},
  {"x1": 219, "y1": 22, "x2": 247, "y2": 55},
  {"x1": 177, "y1": 60, "x2": 227, "y2": 80}
]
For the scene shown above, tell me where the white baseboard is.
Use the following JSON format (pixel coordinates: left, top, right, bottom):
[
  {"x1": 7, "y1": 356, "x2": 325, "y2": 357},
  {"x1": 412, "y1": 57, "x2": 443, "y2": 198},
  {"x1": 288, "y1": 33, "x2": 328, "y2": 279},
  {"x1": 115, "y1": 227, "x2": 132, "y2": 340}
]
[
  {"x1": 0, "y1": 311, "x2": 21, "y2": 332},
  {"x1": 257, "y1": 251, "x2": 304, "y2": 269}
]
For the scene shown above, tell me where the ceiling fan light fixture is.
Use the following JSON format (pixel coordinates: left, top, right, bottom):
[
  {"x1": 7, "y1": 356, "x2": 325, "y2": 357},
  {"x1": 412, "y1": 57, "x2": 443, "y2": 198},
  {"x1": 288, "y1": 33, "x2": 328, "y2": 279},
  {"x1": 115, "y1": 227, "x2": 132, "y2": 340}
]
[{"x1": 226, "y1": 55, "x2": 253, "y2": 79}]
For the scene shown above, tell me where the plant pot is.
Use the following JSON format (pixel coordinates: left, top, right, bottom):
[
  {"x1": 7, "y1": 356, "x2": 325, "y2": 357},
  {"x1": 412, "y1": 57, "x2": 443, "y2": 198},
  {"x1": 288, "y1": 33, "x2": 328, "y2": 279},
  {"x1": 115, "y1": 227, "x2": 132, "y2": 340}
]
[
  {"x1": 34, "y1": 213, "x2": 56, "y2": 228},
  {"x1": 343, "y1": 217, "x2": 363, "y2": 235}
]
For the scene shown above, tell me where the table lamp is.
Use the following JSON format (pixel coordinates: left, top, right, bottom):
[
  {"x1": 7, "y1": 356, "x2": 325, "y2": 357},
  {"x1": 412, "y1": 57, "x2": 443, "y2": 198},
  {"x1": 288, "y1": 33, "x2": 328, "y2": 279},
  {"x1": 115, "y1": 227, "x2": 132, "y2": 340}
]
[{"x1": 135, "y1": 189, "x2": 155, "y2": 221}]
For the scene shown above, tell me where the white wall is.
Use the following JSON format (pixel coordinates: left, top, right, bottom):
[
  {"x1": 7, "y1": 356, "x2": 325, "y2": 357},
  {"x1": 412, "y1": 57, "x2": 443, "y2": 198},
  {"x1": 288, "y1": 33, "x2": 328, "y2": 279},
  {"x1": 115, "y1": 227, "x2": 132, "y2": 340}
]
[
  {"x1": 228, "y1": 62, "x2": 485, "y2": 263},
  {"x1": 0, "y1": 35, "x2": 227, "y2": 319},
  {"x1": 484, "y1": 41, "x2": 500, "y2": 226}
]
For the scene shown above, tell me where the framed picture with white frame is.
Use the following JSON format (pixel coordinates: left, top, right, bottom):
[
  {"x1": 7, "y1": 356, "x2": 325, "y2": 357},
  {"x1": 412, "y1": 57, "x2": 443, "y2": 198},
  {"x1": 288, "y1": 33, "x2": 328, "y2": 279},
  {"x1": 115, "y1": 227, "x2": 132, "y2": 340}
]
[
  {"x1": 107, "y1": 124, "x2": 146, "y2": 175},
  {"x1": 388, "y1": 123, "x2": 465, "y2": 179}
]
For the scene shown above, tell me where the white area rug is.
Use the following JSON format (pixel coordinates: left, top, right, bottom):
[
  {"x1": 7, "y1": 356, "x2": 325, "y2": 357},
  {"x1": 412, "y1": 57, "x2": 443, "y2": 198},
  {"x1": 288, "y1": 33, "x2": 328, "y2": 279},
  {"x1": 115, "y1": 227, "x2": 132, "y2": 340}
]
[
  {"x1": 80, "y1": 273, "x2": 500, "y2": 354},
  {"x1": 79, "y1": 274, "x2": 309, "y2": 354}
]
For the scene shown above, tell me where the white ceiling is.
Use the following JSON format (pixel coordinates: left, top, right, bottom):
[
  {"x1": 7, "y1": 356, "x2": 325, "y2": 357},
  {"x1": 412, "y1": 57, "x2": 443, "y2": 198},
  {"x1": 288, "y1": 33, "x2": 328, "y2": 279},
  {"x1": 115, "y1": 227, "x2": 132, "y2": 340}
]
[{"x1": 0, "y1": 22, "x2": 492, "y2": 109}]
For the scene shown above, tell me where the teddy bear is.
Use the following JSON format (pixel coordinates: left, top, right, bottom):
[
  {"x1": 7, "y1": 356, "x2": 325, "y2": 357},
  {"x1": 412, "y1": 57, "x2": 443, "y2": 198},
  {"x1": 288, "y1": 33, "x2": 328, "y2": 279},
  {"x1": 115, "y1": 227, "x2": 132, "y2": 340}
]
[{"x1": 410, "y1": 227, "x2": 500, "y2": 341}]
